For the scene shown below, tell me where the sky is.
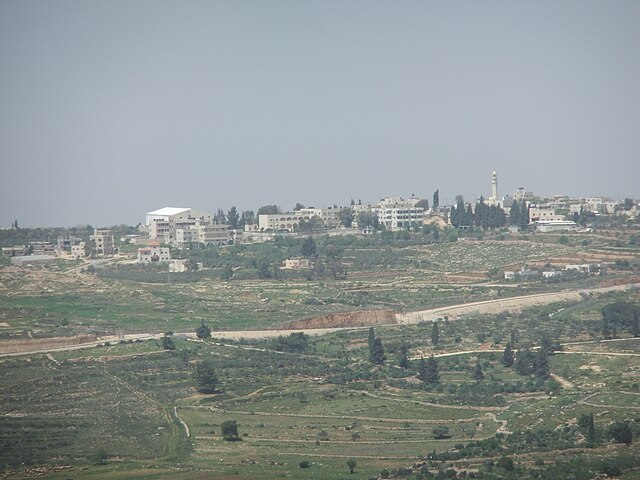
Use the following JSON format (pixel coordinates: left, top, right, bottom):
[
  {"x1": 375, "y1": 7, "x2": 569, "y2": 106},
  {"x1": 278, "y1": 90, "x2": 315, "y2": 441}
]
[{"x1": 1, "y1": 0, "x2": 639, "y2": 227}]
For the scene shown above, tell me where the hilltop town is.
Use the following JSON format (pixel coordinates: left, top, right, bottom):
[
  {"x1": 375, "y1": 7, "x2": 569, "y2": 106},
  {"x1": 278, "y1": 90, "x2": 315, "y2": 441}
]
[{"x1": 1, "y1": 174, "x2": 640, "y2": 480}]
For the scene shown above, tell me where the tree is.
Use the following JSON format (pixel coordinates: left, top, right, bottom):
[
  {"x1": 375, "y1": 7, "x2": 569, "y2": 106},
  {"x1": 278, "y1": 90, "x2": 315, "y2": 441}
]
[
  {"x1": 433, "y1": 189, "x2": 439, "y2": 209},
  {"x1": 346, "y1": 458, "x2": 357, "y2": 474},
  {"x1": 370, "y1": 337, "x2": 386, "y2": 364},
  {"x1": 227, "y1": 206, "x2": 240, "y2": 229},
  {"x1": 502, "y1": 342, "x2": 514, "y2": 367},
  {"x1": 534, "y1": 349, "x2": 550, "y2": 380},
  {"x1": 196, "y1": 322, "x2": 211, "y2": 339},
  {"x1": 161, "y1": 335, "x2": 176, "y2": 350},
  {"x1": 298, "y1": 216, "x2": 324, "y2": 232},
  {"x1": 338, "y1": 207, "x2": 355, "y2": 228},
  {"x1": 419, "y1": 356, "x2": 440, "y2": 384},
  {"x1": 301, "y1": 236, "x2": 316, "y2": 258},
  {"x1": 275, "y1": 332, "x2": 308, "y2": 352},
  {"x1": 356, "y1": 211, "x2": 374, "y2": 229},
  {"x1": 221, "y1": 419, "x2": 241, "y2": 441},
  {"x1": 293, "y1": 202, "x2": 305, "y2": 211},
  {"x1": 514, "y1": 347, "x2": 534, "y2": 375},
  {"x1": 509, "y1": 201, "x2": 520, "y2": 226},
  {"x1": 497, "y1": 456, "x2": 514, "y2": 471},
  {"x1": 257, "y1": 205, "x2": 281, "y2": 216},
  {"x1": 194, "y1": 359, "x2": 218, "y2": 393},
  {"x1": 520, "y1": 200, "x2": 530, "y2": 229},
  {"x1": 473, "y1": 359, "x2": 485, "y2": 383},
  {"x1": 432, "y1": 425, "x2": 450, "y2": 439},
  {"x1": 398, "y1": 345, "x2": 410, "y2": 369},
  {"x1": 415, "y1": 199, "x2": 429, "y2": 210},
  {"x1": 257, "y1": 259, "x2": 273, "y2": 279},
  {"x1": 220, "y1": 264, "x2": 233, "y2": 281},
  {"x1": 431, "y1": 322, "x2": 440, "y2": 346},
  {"x1": 578, "y1": 413, "x2": 597, "y2": 445},
  {"x1": 214, "y1": 208, "x2": 226, "y2": 224},
  {"x1": 608, "y1": 421, "x2": 633, "y2": 444},
  {"x1": 240, "y1": 210, "x2": 255, "y2": 227},
  {"x1": 367, "y1": 327, "x2": 375, "y2": 358}
]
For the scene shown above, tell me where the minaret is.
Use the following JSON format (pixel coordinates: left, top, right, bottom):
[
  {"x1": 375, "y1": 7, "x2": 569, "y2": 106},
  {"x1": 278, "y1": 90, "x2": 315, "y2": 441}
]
[{"x1": 491, "y1": 171, "x2": 498, "y2": 201}]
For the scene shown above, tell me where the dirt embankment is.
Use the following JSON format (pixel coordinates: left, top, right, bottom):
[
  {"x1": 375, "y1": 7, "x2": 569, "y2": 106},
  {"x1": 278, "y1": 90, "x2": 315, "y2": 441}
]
[
  {"x1": 0, "y1": 334, "x2": 99, "y2": 355},
  {"x1": 284, "y1": 309, "x2": 397, "y2": 329}
]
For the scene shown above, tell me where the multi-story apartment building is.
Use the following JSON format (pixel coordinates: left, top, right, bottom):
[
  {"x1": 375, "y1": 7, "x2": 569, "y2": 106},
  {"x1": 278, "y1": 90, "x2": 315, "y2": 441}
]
[
  {"x1": 146, "y1": 207, "x2": 213, "y2": 243},
  {"x1": 259, "y1": 210, "x2": 312, "y2": 231},
  {"x1": 90, "y1": 229, "x2": 115, "y2": 255},
  {"x1": 371, "y1": 197, "x2": 425, "y2": 230},
  {"x1": 175, "y1": 222, "x2": 231, "y2": 247},
  {"x1": 528, "y1": 205, "x2": 565, "y2": 223},
  {"x1": 71, "y1": 242, "x2": 89, "y2": 259}
]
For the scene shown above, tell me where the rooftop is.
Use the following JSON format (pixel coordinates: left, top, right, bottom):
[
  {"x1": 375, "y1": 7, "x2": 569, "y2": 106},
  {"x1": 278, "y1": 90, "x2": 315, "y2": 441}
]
[{"x1": 146, "y1": 207, "x2": 190, "y2": 217}]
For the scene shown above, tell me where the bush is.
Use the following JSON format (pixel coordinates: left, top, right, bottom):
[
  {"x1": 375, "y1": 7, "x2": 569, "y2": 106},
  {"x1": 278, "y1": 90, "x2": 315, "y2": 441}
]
[{"x1": 299, "y1": 460, "x2": 310, "y2": 468}]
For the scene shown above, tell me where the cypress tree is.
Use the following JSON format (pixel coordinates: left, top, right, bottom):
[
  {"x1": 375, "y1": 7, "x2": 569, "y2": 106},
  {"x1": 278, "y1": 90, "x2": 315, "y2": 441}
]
[
  {"x1": 534, "y1": 349, "x2": 550, "y2": 380},
  {"x1": 502, "y1": 342, "x2": 514, "y2": 367},
  {"x1": 398, "y1": 345, "x2": 410, "y2": 369},
  {"x1": 473, "y1": 359, "x2": 485, "y2": 383},
  {"x1": 431, "y1": 322, "x2": 440, "y2": 346},
  {"x1": 509, "y1": 201, "x2": 520, "y2": 226},
  {"x1": 367, "y1": 327, "x2": 375, "y2": 358},
  {"x1": 419, "y1": 355, "x2": 440, "y2": 384},
  {"x1": 370, "y1": 337, "x2": 386, "y2": 365}
]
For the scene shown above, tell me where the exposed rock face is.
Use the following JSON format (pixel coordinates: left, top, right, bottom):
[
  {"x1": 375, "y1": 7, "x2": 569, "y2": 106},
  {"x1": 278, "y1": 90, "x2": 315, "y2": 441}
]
[{"x1": 284, "y1": 309, "x2": 397, "y2": 329}]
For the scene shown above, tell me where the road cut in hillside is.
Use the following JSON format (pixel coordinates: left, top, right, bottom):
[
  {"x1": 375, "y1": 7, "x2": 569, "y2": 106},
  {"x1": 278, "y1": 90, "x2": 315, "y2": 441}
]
[
  {"x1": 1, "y1": 282, "x2": 638, "y2": 358},
  {"x1": 396, "y1": 282, "x2": 640, "y2": 324}
]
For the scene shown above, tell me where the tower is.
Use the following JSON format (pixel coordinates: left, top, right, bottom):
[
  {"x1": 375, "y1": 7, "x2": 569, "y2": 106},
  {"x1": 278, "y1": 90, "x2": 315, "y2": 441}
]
[{"x1": 491, "y1": 171, "x2": 498, "y2": 201}]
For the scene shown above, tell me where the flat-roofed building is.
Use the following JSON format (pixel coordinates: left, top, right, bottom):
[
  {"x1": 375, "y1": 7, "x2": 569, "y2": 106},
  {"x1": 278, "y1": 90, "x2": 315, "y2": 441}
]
[
  {"x1": 2, "y1": 245, "x2": 26, "y2": 257},
  {"x1": 11, "y1": 255, "x2": 57, "y2": 266},
  {"x1": 372, "y1": 197, "x2": 424, "y2": 230},
  {"x1": 137, "y1": 244, "x2": 171, "y2": 263},
  {"x1": 534, "y1": 220, "x2": 577, "y2": 232},
  {"x1": 90, "y1": 229, "x2": 115, "y2": 255},
  {"x1": 71, "y1": 241, "x2": 89, "y2": 259},
  {"x1": 146, "y1": 207, "x2": 213, "y2": 243}
]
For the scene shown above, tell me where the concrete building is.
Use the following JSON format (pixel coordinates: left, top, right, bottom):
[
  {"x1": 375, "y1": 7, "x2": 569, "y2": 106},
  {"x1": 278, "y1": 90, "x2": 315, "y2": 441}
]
[
  {"x1": 70, "y1": 241, "x2": 89, "y2": 259},
  {"x1": 513, "y1": 187, "x2": 535, "y2": 202},
  {"x1": 175, "y1": 222, "x2": 232, "y2": 247},
  {"x1": 371, "y1": 197, "x2": 424, "y2": 230},
  {"x1": 282, "y1": 258, "x2": 312, "y2": 269},
  {"x1": 90, "y1": 229, "x2": 115, "y2": 255},
  {"x1": 11, "y1": 255, "x2": 57, "y2": 266},
  {"x1": 137, "y1": 243, "x2": 171, "y2": 263},
  {"x1": 529, "y1": 206, "x2": 565, "y2": 223},
  {"x1": 1, "y1": 245, "x2": 26, "y2": 257},
  {"x1": 146, "y1": 207, "x2": 213, "y2": 243},
  {"x1": 30, "y1": 241, "x2": 56, "y2": 256},
  {"x1": 534, "y1": 220, "x2": 577, "y2": 232}
]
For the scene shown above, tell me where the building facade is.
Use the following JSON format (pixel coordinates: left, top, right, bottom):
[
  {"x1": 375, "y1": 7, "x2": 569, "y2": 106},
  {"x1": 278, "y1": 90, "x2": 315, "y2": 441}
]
[{"x1": 90, "y1": 229, "x2": 115, "y2": 255}]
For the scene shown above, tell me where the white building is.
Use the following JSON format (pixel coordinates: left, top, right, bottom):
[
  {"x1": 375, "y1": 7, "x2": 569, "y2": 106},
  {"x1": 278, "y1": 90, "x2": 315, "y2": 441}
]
[
  {"x1": 146, "y1": 207, "x2": 213, "y2": 243},
  {"x1": 371, "y1": 197, "x2": 424, "y2": 230},
  {"x1": 534, "y1": 220, "x2": 577, "y2": 232},
  {"x1": 137, "y1": 244, "x2": 171, "y2": 263}
]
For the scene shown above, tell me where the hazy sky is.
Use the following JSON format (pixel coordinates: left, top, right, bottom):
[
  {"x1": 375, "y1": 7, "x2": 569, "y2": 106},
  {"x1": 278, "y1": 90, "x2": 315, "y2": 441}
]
[{"x1": 1, "y1": 1, "x2": 639, "y2": 227}]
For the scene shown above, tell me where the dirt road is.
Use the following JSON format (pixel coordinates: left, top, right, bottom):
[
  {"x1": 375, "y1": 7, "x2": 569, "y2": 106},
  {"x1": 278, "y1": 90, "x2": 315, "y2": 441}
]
[
  {"x1": 396, "y1": 282, "x2": 640, "y2": 324},
  {"x1": 1, "y1": 282, "x2": 638, "y2": 358}
]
